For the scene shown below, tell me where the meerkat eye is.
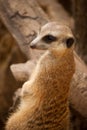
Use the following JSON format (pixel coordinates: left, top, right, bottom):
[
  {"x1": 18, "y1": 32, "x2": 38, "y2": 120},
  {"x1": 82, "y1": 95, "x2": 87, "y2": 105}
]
[
  {"x1": 66, "y1": 37, "x2": 75, "y2": 48},
  {"x1": 42, "y1": 35, "x2": 57, "y2": 44}
]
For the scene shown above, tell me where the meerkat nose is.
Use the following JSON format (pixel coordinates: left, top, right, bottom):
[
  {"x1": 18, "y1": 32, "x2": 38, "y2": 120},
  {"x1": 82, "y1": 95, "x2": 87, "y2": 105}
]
[
  {"x1": 30, "y1": 44, "x2": 36, "y2": 49},
  {"x1": 66, "y1": 37, "x2": 74, "y2": 48}
]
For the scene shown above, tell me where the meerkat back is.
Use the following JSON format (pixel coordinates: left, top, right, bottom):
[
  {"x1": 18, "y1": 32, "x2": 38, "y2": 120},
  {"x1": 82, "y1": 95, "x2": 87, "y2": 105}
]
[{"x1": 6, "y1": 22, "x2": 75, "y2": 130}]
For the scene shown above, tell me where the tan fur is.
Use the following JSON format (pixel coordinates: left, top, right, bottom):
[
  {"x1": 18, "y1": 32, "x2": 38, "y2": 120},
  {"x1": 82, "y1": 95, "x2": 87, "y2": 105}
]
[{"x1": 6, "y1": 22, "x2": 75, "y2": 130}]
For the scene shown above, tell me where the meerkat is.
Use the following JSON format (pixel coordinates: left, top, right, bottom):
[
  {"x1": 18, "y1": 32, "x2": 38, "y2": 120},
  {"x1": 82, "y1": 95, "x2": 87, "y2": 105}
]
[{"x1": 6, "y1": 22, "x2": 75, "y2": 130}]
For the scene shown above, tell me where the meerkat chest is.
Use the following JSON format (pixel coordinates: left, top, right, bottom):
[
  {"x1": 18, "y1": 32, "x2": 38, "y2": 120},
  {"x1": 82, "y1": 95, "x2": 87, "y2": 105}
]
[{"x1": 27, "y1": 97, "x2": 69, "y2": 130}]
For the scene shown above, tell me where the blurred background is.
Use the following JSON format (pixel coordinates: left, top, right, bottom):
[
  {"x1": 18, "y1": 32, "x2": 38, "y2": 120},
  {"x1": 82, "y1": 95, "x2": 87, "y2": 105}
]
[{"x1": 0, "y1": 0, "x2": 87, "y2": 130}]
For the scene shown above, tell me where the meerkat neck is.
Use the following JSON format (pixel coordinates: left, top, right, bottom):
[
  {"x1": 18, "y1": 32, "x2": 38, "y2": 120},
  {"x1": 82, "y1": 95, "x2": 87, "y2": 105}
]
[
  {"x1": 32, "y1": 50, "x2": 74, "y2": 90},
  {"x1": 30, "y1": 49, "x2": 74, "y2": 107}
]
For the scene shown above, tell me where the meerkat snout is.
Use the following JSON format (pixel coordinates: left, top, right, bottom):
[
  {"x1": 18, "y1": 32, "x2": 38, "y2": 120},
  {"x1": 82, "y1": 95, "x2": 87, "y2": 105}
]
[
  {"x1": 30, "y1": 35, "x2": 55, "y2": 50},
  {"x1": 30, "y1": 44, "x2": 36, "y2": 49}
]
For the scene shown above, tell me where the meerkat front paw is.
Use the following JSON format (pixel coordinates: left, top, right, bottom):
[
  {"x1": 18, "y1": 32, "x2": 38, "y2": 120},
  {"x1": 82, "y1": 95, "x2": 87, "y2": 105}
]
[{"x1": 21, "y1": 81, "x2": 34, "y2": 98}]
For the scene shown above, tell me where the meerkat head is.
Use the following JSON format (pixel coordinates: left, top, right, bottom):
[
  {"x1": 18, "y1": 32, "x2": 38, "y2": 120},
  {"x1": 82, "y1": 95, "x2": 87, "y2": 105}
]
[{"x1": 30, "y1": 22, "x2": 75, "y2": 52}]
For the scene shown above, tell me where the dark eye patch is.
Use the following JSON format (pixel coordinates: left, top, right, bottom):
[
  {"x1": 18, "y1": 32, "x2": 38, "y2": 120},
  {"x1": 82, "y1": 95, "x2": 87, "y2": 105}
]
[
  {"x1": 66, "y1": 37, "x2": 75, "y2": 48},
  {"x1": 42, "y1": 35, "x2": 57, "y2": 44}
]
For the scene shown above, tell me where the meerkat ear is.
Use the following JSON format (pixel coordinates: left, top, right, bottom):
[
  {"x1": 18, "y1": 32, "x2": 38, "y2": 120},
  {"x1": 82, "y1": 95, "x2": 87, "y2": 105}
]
[{"x1": 66, "y1": 37, "x2": 75, "y2": 48}]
